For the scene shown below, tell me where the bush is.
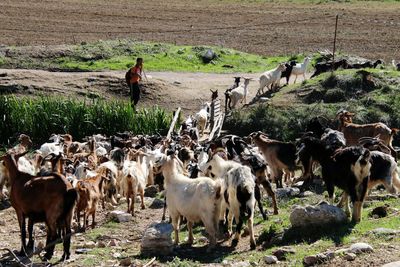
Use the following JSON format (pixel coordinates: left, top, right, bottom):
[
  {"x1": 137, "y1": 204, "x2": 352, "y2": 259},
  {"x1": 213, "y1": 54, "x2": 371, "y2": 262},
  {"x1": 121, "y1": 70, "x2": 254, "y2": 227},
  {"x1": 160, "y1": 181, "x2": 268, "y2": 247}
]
[
  {"x1": 323, "y1": 89, "x2": 347, "y2": 103},
  {"x1": 0, "y1": 96, "x2": 172, "y2": 146}
]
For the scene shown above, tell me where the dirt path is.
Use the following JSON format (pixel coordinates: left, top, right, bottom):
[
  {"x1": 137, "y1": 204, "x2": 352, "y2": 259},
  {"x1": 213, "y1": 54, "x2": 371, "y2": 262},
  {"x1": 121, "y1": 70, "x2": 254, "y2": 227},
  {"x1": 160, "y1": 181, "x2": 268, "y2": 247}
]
[{"x1": 0, "y1": 69, "x2": 307, "y2": 115}]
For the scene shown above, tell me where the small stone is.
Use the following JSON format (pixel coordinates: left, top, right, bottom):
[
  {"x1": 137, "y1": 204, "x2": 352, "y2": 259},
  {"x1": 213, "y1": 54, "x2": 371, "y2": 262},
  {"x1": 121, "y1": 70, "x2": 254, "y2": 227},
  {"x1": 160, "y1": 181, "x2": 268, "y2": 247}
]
[
  {"x1": 144, "y1": 185, "x2": 159, "y2": 198},
  {"x1": 113, "y1": 252, "x2": 121, "y2": 259},
  {"x1": 84, "y1": 241, "x2": 96, "y2": 249},
  {"x1": 149, "y1": 198, "x2": 164, "y2": 209},
  {"x1": 96, "y1": 241, "x2": 106, "y2": 248},
  {"x1": 75, "y1": 248, "x2": 91, "y2": 254},
  {"x1": 303, "y1": 255, "x2": 318, "y2": 266},
  {"x1": 315, "y1": 253, "x2": 327, "y2": 262},
  {"x1": 264, "y1": 255, "x2": 278, "y2": 264},
  {"x1": 300, "y1": 191, "x2": 314, "y2": 197},
  {"x1": 349, "y1": 242, "x2": 373, "y2": 254},
  {"x1": 108, "y1": 210, "x2": 133, "y2": 223},
  {"x1": 272, "y1": 247, "x2": 296, "y2": 260},
  {"x1": 119, "y1": 258, "x2": 131, "y2": 266},
  {"x1": 276, "y1": 187, "x2": 300, "y2": 199},
  {"x1": 344, "y1": 252, "x2": 356, "y2": 261},
  {"x1": 108, "y1": 239, "x2": 118, "y2": 247},
  {"x1": 325, "y1": 250, "x2": 335, "y2": 260},
  {"x1": 0, "y1": 220, "x2": 5, "y2": 226}
]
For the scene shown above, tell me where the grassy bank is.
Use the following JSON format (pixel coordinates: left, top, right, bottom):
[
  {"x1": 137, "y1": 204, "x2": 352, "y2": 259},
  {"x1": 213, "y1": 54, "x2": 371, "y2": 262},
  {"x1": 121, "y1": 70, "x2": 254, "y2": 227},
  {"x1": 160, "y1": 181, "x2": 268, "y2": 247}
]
[
  {"x1": 0, "y1": 40, "x2": 302, "y2": 73},
  {"x1": 0, "y1": 96, "x2": 172, "y2": 147},
  {"x1": 225, "y1": 68, "x2": 400, "y2": 144}
]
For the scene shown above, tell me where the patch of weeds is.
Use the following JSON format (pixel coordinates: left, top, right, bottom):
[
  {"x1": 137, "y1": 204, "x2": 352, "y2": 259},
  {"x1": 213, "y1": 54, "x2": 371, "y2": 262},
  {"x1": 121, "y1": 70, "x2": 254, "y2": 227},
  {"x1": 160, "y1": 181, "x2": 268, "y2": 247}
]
[{"x1": 167, "y1": 257, "x2": 200, "y2": 267}]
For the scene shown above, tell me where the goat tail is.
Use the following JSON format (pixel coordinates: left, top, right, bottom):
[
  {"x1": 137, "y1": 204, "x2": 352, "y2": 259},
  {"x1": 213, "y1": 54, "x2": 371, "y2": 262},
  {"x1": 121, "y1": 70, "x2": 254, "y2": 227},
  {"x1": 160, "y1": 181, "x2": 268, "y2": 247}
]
[{"x1": 63, "y1": 188, "x2": 78, "y2": 219}]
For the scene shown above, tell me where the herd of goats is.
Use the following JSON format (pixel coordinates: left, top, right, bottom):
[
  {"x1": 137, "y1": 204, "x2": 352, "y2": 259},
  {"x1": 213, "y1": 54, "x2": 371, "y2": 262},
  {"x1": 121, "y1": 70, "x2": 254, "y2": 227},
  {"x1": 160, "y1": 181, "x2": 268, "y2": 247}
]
[{"x1": 1, "y1": 104, "x2": 400, "y2": 261}]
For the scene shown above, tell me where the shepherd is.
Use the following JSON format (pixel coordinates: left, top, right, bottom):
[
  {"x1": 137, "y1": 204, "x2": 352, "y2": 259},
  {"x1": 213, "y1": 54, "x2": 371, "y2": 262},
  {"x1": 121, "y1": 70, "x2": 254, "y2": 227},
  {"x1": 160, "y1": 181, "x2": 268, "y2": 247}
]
[{"x1": 126, "y1": 57, "x2": 145, "y2": 107}]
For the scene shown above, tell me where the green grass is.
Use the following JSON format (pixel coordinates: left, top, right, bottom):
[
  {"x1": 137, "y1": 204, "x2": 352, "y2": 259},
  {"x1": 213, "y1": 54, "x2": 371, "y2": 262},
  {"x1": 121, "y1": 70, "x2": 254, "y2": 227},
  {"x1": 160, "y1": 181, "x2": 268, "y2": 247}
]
[
  {"x1": 0, "y1": 39, "x2": 307, "y2": 73},
  {"x1": 0, "y1": 96, "x2": 172, "y2": 146}
]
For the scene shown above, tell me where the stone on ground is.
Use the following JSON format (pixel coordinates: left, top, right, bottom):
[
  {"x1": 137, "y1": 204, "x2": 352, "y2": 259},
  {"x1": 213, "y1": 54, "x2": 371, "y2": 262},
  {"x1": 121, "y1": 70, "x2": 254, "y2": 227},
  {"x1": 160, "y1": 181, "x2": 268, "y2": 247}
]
[
  {"x1": 349, "y1": 242, "x2": 373, "y2": 254},
  {"x1": 141, "y1": 223, "x2": 174, "y2": 256},
  {"x1": 108, "y1": 210, "x2": 133, "y2": 223}
]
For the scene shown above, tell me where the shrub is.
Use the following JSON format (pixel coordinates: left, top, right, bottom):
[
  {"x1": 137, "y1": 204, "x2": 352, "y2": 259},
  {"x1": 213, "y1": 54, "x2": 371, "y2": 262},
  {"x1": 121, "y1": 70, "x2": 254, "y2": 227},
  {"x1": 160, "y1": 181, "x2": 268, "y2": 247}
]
[{"x1": 323, "y1": 89, "x2": 347, "y2": 103}]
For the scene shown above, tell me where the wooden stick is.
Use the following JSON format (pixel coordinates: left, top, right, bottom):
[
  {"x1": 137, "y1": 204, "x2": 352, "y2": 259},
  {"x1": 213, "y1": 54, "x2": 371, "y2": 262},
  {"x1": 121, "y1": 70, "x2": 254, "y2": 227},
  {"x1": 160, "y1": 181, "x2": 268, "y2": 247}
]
[{"x1": 167, "y1": 107, "x2": 181, "y2": 139}]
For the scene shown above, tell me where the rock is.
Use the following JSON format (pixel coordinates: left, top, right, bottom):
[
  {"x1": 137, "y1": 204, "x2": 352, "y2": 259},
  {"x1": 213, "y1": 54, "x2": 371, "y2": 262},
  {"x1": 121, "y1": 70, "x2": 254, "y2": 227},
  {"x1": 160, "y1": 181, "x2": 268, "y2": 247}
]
[
  {"x1": 119, "y1": 258, "x2": 131, "y2": 266},
  {"x1": 144, "y1": 185, "x2": 159, "y2": 198},
  {"x1": 289, "y1": 202, "x2": 348, "y2": 228},
  {"x1": 276, "y1": 187, "x2": 300, "y2": 199},
  {"x1": 383, "y1": 261, "x2": 400, "y2": 267},
  {"x1": 264, "y1": 255, "x2": 278, "y2": 264},
  {"x1": 75, "y1": 248, "x2": 91, "y2": 254},
  {"x1": 108, "y1": 239, "x2": 118, "y2": 247},
  {"x1": 370, "y1": 205, "x2": 388, "y2": 218},
  {"x1": 108, "y1": 210, "x2": 133, "y2": 223},
  {"x1": 300, "y1": 191, "x2": 314, "y2": 197},
  {"x1": 324, "y1": 250, "x2": 335, "y2": 260},
  {"x1": 197, "y1": 237, "x2": 208, "y2": 244},
  {"x1": 201, "y1": 49, "x2": 217, "y2": 64},
  {"x1": 84, "y1": 241, "x2": 96, "y2": 249},
  {"x1": 0, "y1": 220, "x2": 5, "y2": 226},
  {"x1": 303, "y1": 255, "x2": 318, "y2": 266},
  {"x1": 371, "y1": 228, "x2": 400, "y2": 235},
  {"x1": 334, "y1": 248, "x2": 349, "y2": 255},
  {"x1": 222, "y1": 64, "x2": 234, "y2": 68},
  {"x1": 344, "y1": 252, "x2": 356, "y2": 261},
  {"x1": 272, "y1": 247, "x2": 296, "y2": 260},
  {"x1": 141, "y1": 223, "x2": 173, "y2": 256},
  {"x1": 349, "y1": 242, "x2": 373, "y2": 254},
  {"x1": 96, "y1": 241, "x2": 106, "y2": 248},
  {"x1": 113, "y1": 252, "x2": 122, "y2": 259},
  {"x1": 149, "y1": 198, "x2": 165, "y2": 209},
  {"x1": 315, "y1": 253, "x2": 327, "y2": 262}
]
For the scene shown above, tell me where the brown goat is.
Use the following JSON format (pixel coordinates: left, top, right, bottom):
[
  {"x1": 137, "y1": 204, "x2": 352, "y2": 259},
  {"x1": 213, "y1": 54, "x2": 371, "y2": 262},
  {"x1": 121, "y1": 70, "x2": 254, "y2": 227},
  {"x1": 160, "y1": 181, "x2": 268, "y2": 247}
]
[
  {"x1": 75, "y1": 173, "x2": 108, "y2": 230},
  {"x1": 337, "y1": 111, "x2": 398, "y2": 158},
  {"x1": 249, "y1": 132, "x2": 297, "y2": 188},
  {"x1": 0, "y1": 153, "x2": 77, "y2": 260}
]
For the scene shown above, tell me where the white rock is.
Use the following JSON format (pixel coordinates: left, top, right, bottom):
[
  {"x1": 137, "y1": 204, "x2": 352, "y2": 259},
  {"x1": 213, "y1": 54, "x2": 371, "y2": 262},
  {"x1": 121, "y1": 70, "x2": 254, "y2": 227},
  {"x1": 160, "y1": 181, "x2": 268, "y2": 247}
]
[
  {"x1": 290, "y1": 202, "x2": 348, "y2": 228},
  {"x1": 141, "y1": 223, "x2": 173, "y2": 256},
  {"x1": 113, "y1": 252, "x2": 121, "y2": 259},
  {"x1": 382, "y1": 261, "x2": 400, "y2": 267},
  {"x1": 108, "y1": 210, "x2": 133, "y2": 223},
  {"x1": 264, "y1": 255, "x2": 278, "y2": 264},
  {"x1": 349, "y1": 242, "x2": 373, "y2": 254},
  {"x1": 344, "y1": 252, "x2": 356, "y2": 261}
]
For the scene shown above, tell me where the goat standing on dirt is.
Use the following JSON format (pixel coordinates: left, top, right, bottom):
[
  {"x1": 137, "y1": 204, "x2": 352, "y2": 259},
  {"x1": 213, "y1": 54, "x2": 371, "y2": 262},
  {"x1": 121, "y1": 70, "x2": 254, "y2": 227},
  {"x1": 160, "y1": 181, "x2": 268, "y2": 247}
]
[
  {"x1": 291, "y1": 56, "x2": 311, "y2": 83},
  {"x1": 1, "y1": 153, "x2": 77, "y2": 260},
  {"x1": 258, "y1": 63, "x2": 286, "y2": 95}
]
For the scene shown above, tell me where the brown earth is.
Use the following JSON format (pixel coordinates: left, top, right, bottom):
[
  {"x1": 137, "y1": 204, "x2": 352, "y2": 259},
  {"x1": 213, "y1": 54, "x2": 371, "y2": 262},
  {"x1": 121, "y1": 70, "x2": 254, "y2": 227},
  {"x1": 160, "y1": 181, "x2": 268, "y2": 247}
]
[
  {"x1": 0, "y1": 68, "x2": 279, "y2": 114},
  {"x1": 1, "y1": 0, "x2": 400, "y2": 61}
]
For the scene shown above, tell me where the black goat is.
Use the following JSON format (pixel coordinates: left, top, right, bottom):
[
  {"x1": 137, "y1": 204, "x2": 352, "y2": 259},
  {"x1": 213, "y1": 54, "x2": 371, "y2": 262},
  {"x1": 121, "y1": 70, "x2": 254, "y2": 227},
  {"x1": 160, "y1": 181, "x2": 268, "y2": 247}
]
[
  {"x1": 311, "y1": 59, "x2": 348, "y2": 78},
  {"x1": 281, "y1": 61, "x2": 296, "y2": 85},
  {"x1": 347, "y1": 59, "x2": 383, "y2": 69}
]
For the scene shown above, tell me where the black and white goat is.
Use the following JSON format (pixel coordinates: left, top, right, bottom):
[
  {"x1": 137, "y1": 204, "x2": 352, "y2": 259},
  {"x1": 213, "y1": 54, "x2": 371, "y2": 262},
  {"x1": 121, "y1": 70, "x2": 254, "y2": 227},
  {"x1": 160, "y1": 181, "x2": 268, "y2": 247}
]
[
  {"x1": 296, "y1": 136, "x2": 372, "y2": 222},
  {"x1": 205, "y1": 155, "x2": 263, "y2": 249}
]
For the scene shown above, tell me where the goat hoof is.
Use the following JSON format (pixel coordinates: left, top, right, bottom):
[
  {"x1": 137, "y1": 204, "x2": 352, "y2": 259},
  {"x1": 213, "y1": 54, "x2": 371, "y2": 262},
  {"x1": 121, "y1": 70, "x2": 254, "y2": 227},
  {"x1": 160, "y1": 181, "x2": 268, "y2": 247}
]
[
  {"x1": 250, "y1": 243, "x2": 256, "y2": 250},
  {"x1": 273, "y1": 210, "x2": 279, "y2": 215},
  {"x1": 231, "y1": 239, "x2": 239, "y2": 248},
  {"x1": 61, "y1": 253, "x2": 70, "y2": 261},
  {"x1": 43, "y1": 252, "x2": 53, "y2": 261}
]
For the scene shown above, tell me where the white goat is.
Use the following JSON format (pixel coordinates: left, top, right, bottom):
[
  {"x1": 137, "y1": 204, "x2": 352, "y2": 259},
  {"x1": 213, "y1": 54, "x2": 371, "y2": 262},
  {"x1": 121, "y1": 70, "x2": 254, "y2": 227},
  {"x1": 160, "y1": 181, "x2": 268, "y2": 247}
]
[
  {"x1": 195, "y1": 103, "x2": 210, "y2": 136},
  {"x1": 228, "y1": 78, "x2": 251, "y2": 109},
  {"x1": 258, "y1": 63, "x2": 286, "y2": 95},
  {"x1": 291, "y1": 56, "x2": 311, "y2": 83},
  {"x1": 156, "y1": 154, "x2": 222, "y2": 250},
  {"x1": 121, "y1": 160, "x2": 146, "y2": 215},
  {"x1": 205, "y1": 155, "x2": 257, "y2": 249}
]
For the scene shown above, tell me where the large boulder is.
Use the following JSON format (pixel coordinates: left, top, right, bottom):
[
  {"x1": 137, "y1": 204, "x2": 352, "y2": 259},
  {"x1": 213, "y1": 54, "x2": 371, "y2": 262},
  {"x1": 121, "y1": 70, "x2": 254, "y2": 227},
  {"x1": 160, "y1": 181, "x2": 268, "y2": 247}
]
[
  {"x1": 290, "y1": 202, "x2": 348, "y2": 228},
  {"x1": 141, "y1": 223, "x2": 173, "y2": 256}
]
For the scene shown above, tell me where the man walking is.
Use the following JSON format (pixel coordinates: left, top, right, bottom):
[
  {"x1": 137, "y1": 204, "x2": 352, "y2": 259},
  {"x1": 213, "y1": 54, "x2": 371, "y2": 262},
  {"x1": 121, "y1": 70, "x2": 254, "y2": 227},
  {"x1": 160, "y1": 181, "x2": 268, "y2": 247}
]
[{"x1": 127, "y1": 57, "x2": 144, "y2": 107}]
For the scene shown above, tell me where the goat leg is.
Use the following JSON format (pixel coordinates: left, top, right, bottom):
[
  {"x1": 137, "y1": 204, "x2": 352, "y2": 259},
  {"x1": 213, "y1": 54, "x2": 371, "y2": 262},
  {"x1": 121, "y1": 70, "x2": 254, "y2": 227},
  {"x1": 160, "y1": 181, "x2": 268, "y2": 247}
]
[
  {"x1": 27, "y1": 218, "x2": 34, "y2": 253},
  {"x1": 187, "y1": 221, "x2": 194, "y2": 245},
  {"x1": 61, "y1": 226, "x2": 72, "y2": 261},
  {"x1": 261, "y1": 180, "x2": 278, "y2": 215},
  {"x1": 254, "y1": 184, "x2": 267, "y2": 220},
  {"x1": 231, "y1": 215, "x2": 243, "y2": 248},
  {"x1": 248, "y1": 216, "x2": 256, "y2": 250},
  {"x1": 161, "y1": 196, "x2": 167, "y2": 221},
  {"x1": 17, "y1": 214, "x2": 27, "y2": 257}
]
